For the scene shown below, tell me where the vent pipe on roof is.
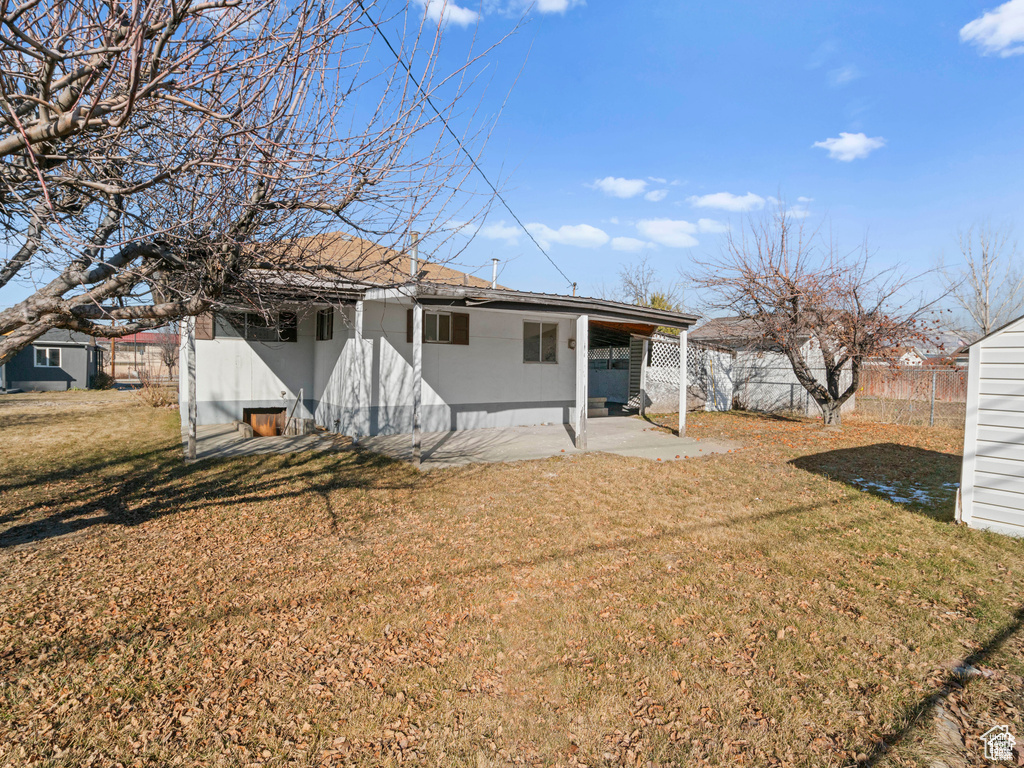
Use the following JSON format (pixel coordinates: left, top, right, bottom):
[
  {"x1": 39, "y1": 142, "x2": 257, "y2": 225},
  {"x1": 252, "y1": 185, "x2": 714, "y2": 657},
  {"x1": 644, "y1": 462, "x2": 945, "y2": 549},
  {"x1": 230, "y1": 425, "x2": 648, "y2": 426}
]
[
  {"x1": 491, "y1": 258, "x2": 499, "y2": 289},
  {"x1": 409, "y1": 231, "x2": 420, "y2": 279}
]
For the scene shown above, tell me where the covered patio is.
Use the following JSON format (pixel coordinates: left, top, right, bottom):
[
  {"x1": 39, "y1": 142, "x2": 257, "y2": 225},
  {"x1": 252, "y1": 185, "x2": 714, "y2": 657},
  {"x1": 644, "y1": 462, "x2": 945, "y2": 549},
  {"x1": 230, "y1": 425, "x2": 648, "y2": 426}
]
[{"x1": 405, "y1": 292, "x2": 696, "y2": 463}]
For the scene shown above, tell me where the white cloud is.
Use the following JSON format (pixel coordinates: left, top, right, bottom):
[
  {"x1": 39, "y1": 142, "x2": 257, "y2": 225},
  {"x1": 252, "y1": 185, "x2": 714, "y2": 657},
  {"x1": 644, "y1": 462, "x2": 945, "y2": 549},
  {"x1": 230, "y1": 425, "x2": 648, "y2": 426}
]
[
  {"x1": 611, "y1": 236, "x2": 650, "y2": 252},
  {"x1": 534, "y1": 0, "x2": 584, "y2": 11},
  {"x1": 687, "y1": 191, "x2": 766, "y2": 212},
  {"x1": 527, "y1": 222, "x2": 609, "y2": 249},
  {"x1": 828, "y1": 64, "x2": 861, "y2": 86},
  {"x1": 636, "y1": 219, "x2": 699, "y2": 249},
  {"x1": 648, "y1": 176, "x2": 667, "y2": 184},
  {"x1": 961, "y1": 0, "x2": 1024, "y2": 57},
  {"x1": 478, "y1": 220, "x2": 520, "y2": 245},
  {"x1": 797, "y1": 196, "x2": 813, "y2": 203},
  {"x1": 589, "y1": 176, "x2": 648, "y2": 198},
  {"x1": 644, "y1": 189, "x2": 668, "y2": 202},
  {"x1": 813, "y1": 132, "x2": 886, "y2": 161},
  {"x1": 417, "y1": 0, "x2": 480, "y2": 27},
  {"x1": 697, "y1": 218, "x2": 729, "y2": 234}
]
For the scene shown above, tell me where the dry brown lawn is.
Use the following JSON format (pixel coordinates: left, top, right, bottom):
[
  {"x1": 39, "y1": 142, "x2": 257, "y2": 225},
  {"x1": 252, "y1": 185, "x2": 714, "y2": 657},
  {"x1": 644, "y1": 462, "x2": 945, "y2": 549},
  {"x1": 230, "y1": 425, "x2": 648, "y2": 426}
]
[{"x1": 1, "y1": 395, "x2": 1022, "y2": 768}]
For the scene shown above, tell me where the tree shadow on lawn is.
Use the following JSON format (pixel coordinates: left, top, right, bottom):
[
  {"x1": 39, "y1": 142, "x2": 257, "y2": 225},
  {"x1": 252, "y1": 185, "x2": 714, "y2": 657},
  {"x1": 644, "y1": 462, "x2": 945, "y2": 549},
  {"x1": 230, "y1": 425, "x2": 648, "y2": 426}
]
[
  {"x1": 789, "y1": 443, "x2": 961, "y2": 522},
  {"x1": 0, "y1": 442, "x2": 420, "y2": 549},
  {"x1": 1, "y1": 491, "x2": 843, "y2": 680},
  {"x1": 861, "y1": 600, "x2": 1024, "y2": 766}
]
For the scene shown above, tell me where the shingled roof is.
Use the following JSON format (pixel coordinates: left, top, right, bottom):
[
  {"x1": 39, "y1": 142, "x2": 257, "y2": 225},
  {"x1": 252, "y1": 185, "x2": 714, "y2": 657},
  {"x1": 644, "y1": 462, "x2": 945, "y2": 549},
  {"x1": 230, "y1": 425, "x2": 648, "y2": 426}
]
[
  {"x1": 295, "y1": 233, "x2": 501, "y2": 290},
  {"x1": 689, "y1": 317, "x2": 765, "y2": 345},
  {"x1": 689, "y1": 316, "x2": 810, "y2": 351}
]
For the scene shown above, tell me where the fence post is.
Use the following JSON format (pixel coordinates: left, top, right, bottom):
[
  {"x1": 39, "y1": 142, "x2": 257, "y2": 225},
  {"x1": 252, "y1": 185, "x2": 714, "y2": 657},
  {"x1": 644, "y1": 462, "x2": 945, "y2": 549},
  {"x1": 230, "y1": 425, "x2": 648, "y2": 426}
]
[{"x1": 930, "y1": 370, "x2": 937, "y2": 427}]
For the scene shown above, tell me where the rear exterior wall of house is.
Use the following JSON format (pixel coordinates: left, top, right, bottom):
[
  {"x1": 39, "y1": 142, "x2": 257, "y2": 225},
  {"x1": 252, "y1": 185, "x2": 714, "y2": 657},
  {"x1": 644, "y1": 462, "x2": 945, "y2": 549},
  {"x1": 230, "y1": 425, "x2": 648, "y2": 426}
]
[{"x1": 185, "y1": 301, "x2": 579, "y2": 436}]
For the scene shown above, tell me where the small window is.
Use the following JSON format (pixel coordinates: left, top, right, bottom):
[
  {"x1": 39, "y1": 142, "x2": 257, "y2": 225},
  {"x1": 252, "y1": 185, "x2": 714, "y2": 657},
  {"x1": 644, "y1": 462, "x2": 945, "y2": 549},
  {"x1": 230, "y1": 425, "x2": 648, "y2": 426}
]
[
  {"x1": 34, "y1": 347, "x2": 61, "y2": 367},
  {"x1": 424, "y1": 311, "x2": 452, "y2": 344},
  {"x1": 279, "y1": 312, "x2": 298, "y2": 343},
  {"x1": 524, "y1": 321, "x2": 558, "y2": 363},
  {"x1": 247, "y1": 313, "x2": 278, "y2": 342},
  {"x1": 316, "y1": 309, "x2": 334, "y2": 341},
  {"x1": 214, "y1": 312, "x2": 246, "y2": 338},
  {"x1": 213, "y1": 311, "x2": 296, "y2": 342}
]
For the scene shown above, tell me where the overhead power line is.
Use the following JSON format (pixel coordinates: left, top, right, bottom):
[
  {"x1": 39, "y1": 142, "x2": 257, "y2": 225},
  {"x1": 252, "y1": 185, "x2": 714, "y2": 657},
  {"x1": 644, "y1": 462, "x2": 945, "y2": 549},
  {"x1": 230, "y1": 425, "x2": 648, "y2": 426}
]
[{"x1": 355, "y1": 1, "x2": 574, "y2": 289}]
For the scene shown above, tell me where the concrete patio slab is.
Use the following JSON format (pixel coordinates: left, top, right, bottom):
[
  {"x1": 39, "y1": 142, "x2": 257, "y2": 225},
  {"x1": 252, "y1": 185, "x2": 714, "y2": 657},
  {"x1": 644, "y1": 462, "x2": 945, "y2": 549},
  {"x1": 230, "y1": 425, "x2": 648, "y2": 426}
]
[
  {"x1": 186, "y1": 423, "x2": 348, "y2": 461},
  {"x1": 358, "y1": 416, "x2": 738, "y2": 469}
]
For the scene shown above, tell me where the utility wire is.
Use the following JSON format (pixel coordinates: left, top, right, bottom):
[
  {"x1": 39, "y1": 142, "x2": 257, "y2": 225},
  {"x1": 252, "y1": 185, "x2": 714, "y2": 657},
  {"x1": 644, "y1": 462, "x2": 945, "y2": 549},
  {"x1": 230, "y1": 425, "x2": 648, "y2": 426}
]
[{"x1": 355, "y1": 1, "x2": 574, "y2": 289}]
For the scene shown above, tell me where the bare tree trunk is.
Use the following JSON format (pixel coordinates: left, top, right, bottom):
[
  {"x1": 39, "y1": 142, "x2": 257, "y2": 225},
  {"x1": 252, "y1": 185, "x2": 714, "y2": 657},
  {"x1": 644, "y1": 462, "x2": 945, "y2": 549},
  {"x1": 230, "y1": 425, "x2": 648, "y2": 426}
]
[{"x1": 820, "y1": 401, "x2": 842, "y2": 427}]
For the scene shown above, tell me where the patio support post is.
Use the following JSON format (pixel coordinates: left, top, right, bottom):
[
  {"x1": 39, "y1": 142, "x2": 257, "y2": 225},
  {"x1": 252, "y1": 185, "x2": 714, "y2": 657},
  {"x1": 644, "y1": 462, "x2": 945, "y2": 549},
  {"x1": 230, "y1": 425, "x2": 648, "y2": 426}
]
[
  {"x1": 575, "y1": 314, "x2": 589, "y2": 450},
  {"x1": 340, "y1": 301, "x2": 366, "y2": 438},
  {"x1": 678, "y1": 329, "x2": 687, "y2": 437},
  {"x1": 412, "y1": 302, "x2": 423, "y2": 466},
  {"x1": 185, "y1": 316, "x2": 197, "y2": 460},
  {"x1": 640, "y1": 338, "x2": 649, "y2": 417},
  {"x1": 354, "y1": 300, "x2": 364, "y2": 339}
]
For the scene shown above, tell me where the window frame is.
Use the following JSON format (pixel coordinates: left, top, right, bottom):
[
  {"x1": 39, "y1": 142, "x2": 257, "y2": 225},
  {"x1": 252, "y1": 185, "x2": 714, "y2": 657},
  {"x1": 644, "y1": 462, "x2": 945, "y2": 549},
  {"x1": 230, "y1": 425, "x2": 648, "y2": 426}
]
[
  {"x1": 315, "y1": 309, "x2": 334, "y2": 341},
  {"x1": 424, "y1": 310, "x2": 453, "y2": 344},
  {"x1": 523, "y1": 320, "x2": 559, "y2": 364},
  {"x1": 34, "y1": 346, "x2": 61, "y2": 368},
  {"x1": 214, "y1": 311, "x2": 297, "y2": 343}
]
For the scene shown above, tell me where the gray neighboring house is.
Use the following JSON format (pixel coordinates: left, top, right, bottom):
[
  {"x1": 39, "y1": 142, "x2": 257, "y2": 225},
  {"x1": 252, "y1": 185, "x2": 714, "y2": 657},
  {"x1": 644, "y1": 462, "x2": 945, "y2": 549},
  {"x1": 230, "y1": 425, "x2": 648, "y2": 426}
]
[
  {"x1": 1, "y1": 329, "x2": 104, "y2": 392},
  {"x1": 688, "y1": 317, "x2": 854, "y2": 417}
]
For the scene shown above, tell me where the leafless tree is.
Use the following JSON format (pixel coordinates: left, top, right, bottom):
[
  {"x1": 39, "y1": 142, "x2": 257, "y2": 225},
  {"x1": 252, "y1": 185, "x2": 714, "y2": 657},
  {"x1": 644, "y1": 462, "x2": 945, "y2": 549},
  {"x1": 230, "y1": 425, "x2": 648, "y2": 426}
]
[
  {"x1": 155, "y1": 325, "x2": 179, "y2": 377},
  {"x1": 690, "y1": 204, "x2": 935, "y2": 427},
  {"x1": 617, "y1": 255, "x2": 682, "y2": 310},
  {"x1": 0, "y1": 0, "x2": 504, "y2": 366},
  {"x1": 939, "y1": 222, "x2": 1023, "y2": 340}
]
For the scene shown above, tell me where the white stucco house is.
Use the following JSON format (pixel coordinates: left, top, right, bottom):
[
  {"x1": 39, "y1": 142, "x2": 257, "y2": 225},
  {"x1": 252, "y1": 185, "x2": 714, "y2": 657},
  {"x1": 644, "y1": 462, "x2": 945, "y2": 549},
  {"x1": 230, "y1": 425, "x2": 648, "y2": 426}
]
[
  {"x1": 179, "y1": 234, "x2": 698, "y2": 453},
  {"x1": 959, "y1": 313, "x2": 1024, "y2": 537}
]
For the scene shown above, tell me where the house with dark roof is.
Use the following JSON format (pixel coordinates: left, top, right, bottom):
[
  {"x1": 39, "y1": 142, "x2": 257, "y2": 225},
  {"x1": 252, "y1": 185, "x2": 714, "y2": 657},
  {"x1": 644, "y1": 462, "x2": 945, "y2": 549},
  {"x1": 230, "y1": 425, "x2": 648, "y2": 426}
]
[
  {"x1": 179, "y1": 233, "x2": 699, "y2": 450},
  {"x1": 1, "y1": 329, "x2": 104, "y2": 392}
]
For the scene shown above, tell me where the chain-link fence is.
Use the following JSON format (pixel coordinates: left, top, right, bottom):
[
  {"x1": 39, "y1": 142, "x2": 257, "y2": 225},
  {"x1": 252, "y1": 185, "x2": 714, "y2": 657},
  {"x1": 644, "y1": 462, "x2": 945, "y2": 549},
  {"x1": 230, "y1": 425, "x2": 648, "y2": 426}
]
[{"x1": 855, "y1": 366, "x2": 967, "y2": 427}]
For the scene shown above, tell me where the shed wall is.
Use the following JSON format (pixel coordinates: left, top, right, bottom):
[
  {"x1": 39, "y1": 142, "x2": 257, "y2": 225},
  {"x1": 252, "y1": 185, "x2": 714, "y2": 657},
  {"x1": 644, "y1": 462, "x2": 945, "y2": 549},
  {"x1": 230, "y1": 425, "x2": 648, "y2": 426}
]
[{"x1": 962, "y1": 318, "x2": 1024, "y2": 536}]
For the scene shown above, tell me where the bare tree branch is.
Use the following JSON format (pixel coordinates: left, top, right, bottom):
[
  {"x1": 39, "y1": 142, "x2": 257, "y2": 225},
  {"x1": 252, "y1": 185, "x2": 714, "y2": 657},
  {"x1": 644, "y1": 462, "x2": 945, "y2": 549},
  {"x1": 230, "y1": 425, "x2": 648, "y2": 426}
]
[
  {"x1": 689, "y1": 202, "x2": 938, "y2": 427},
  {"x1": 0, "y1": 0, "x2": 508, "y2": 366},
  {"x1": 939, "y1": 221, "x2": 1023, "y2": 339}
]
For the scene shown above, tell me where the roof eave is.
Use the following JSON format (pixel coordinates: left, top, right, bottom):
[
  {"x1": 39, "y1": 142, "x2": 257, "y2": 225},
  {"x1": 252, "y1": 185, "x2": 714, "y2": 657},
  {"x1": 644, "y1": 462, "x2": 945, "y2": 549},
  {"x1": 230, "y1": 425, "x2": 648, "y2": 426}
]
[{"x1": 412, "y1": 285, "x2": 699, "y2": 328}]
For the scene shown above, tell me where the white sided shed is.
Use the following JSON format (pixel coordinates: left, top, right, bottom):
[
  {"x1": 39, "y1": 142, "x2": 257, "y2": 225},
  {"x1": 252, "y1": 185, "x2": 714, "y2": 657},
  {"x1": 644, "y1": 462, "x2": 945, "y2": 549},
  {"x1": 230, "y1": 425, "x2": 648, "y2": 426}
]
[{"x1": 960, "y1": 314, "x2": 1024, "y2": 536}]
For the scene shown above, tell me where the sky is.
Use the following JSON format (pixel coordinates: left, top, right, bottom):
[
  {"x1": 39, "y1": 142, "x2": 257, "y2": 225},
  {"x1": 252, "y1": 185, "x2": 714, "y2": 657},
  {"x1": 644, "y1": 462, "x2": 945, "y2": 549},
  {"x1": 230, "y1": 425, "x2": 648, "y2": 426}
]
[
  {"x1": 414, "y1": 0, "x2": 1024, "y2": 303},
  {"x1": 3, "y1": 0, "x2": 1022, "y2": 313}
]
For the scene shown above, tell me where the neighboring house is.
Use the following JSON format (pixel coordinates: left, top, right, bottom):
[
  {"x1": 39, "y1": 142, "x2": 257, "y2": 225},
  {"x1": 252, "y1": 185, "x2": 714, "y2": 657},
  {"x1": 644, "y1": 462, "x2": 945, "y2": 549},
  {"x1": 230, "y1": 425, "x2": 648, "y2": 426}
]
[
  {"x1": 688, "y1": 316, "x2": 854, "y2": 417},
  {"x1": 958, "y1": 313, "x2": 1024, "y2": 537},
  {"x1": 179, "y1": 233, "x2": 698, "y2": 447},
  {"x1": 103, "y1": 331, "x2": 179, "y2": 381},
  {"x1": 924, "y1": 344, "x2": 970, "y2": 368},
  {"x1": 1, "y1": 329, "x2": 104, "y2": 392},
  {"x1": 864, "y1": 347, "x2": 926, "y2": 367}
]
